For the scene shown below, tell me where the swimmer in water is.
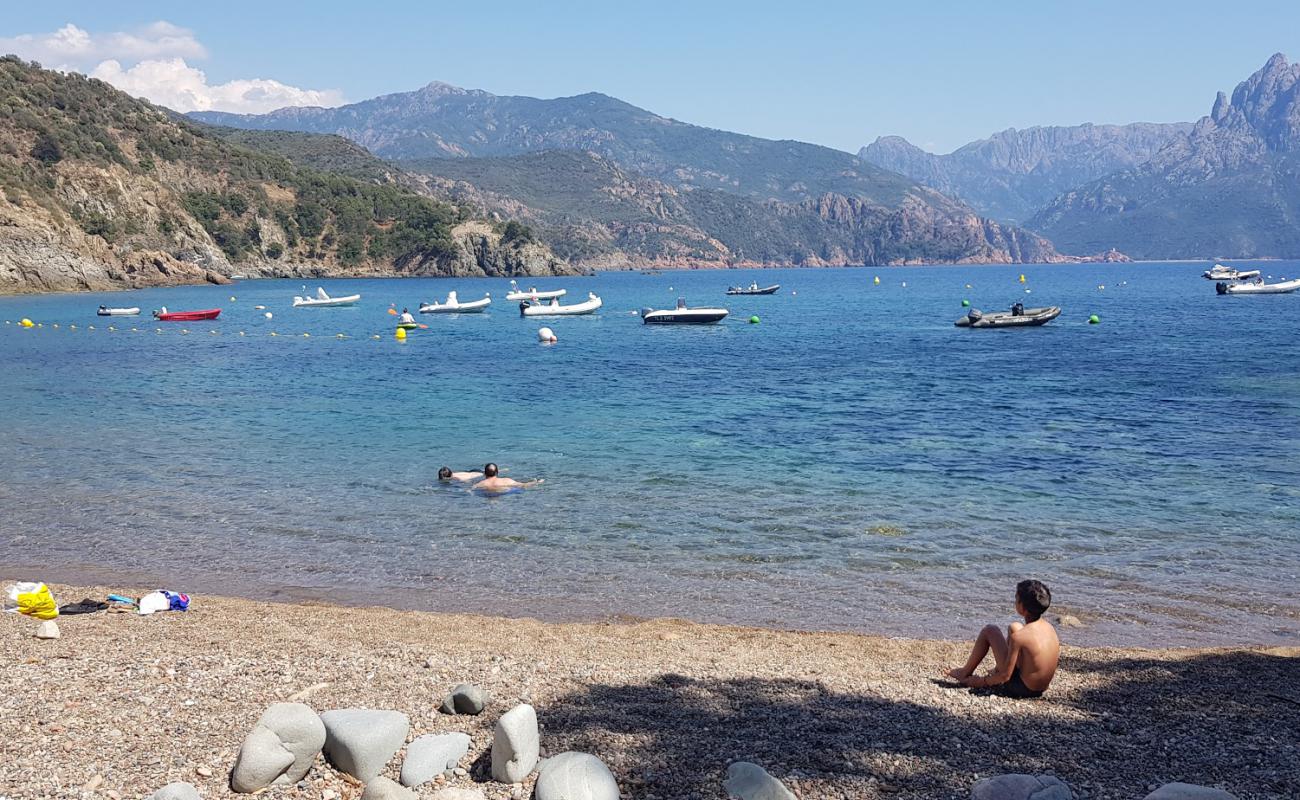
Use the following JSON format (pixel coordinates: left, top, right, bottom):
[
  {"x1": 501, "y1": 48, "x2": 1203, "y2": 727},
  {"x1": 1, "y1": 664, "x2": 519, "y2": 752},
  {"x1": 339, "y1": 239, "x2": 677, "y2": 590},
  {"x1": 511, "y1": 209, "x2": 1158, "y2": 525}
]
[
  {"x1": 472, "y1": 462, "x2": 543, "y2": 493},
  {"x1": 438, "y1": 466, "x2": 483, "y2": 482}
]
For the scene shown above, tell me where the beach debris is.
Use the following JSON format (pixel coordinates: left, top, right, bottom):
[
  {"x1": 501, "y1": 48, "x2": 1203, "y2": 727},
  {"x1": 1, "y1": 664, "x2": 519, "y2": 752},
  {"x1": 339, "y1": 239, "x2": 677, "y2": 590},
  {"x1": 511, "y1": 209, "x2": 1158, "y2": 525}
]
[
  {"x1": 5, "y1": 581, "x2": 59, "y2": 619},
  {"x1": 320, "y1": 708, "x2": 410, "y2": 781},
  {"x1": 491, "y1": 703, "x2": 539, "y2": 783},
  {"x1": 535, "y1": 752, "x2": 620, "y2": 800},
  {"x1": 361, "y1": 776, "x2": 416, "y2": 800},
  {"x1": 430, "y1": 789, "x2": 487, "y2": 800},
  {"x1": 1142, "y1": 785, "x2": 1238, "y2": 800},
  {"x1": 230, "y1": 702, "x2": 326, "y2": 792},
  {"x1": 440, "y1": 683, "x2": 489, "y2": 715},
  {"x1": 970, "y1": 773, "x2": 1072, "y2": 800},
  {"x1": 35, "y1": 620, "x2": 61, "y2": 639},
  {"x1": 400, "y1": 732, "x2": 471, "y2": 787},
  {"x1": 138, "y1": 590, "x2": 190, "y2": 615},
  {"x1": 149, "y1": 782, "x2": 200, "y2": 800},
  {"x1": 723, "y1": 762, "x2": 795, "y2": 800}
]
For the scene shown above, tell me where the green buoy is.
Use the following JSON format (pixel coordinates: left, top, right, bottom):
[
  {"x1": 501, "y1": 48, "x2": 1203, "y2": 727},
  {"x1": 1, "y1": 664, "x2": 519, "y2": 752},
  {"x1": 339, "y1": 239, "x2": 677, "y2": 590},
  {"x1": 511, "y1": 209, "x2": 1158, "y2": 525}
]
[
  {"x1": 1088, "y1": 314, "x2": 1100, "y2": 324},
  {"x1": 961, "y1": 299, "x2": 970, "y2": 307},
  {"x1": 748, "y1": 315, "x2": 760, "y2": 324}
]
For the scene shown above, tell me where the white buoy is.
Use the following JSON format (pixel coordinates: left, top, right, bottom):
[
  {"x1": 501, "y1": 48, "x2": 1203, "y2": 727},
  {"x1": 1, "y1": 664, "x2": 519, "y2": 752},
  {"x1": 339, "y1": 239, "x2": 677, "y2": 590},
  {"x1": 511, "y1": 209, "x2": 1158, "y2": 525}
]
[
  {"x1": 537, "y1": 326, "x2": 558, "y2": 344},
  {"x1": 264, "y1": 312, "x2": 273, "y2": 319}
]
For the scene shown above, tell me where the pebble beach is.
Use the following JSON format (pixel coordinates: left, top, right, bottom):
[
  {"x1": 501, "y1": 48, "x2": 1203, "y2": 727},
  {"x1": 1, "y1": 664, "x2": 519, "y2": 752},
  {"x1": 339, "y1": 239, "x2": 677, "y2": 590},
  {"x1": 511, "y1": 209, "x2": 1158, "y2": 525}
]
[{"x1": 2, "y1": 583, "x2": 1295, "y2": 800}]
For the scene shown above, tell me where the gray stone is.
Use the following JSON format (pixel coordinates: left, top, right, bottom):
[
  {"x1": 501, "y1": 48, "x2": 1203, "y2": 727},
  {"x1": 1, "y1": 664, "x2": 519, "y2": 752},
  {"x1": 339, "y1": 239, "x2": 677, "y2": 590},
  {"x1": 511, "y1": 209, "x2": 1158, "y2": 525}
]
[
  {"x1": 430, "y1": 789, "x2": 487, "y2": 800},
  {"x1": 320, "y1": 708, "x2": 410, "y2": 781},
  {"x1": 724, "y1": 762, "x2": 795, "y2": 800},
  {"x1": 971, "y1": 774, "x2": 1073, "y2": 800},
  {"x1": 440, "y1": 683, "x2": 489, "y2": 715},
  {"x1": 361, "y1": 776, "x2": 416, "y2": 800},
  {"x1": 36, "y1": 620, "x2": 60, "y2": 639},
  {"x1": 230, "y1": 702, "x2": 327, "y2": 792},
  {"x1": 1143, "y1": 785, "x2": 1238, "y2": 800},
  {"x1": 400, "y1": 732, "x2": 472, "y2": 787},
  {"x1": 491, "y1": 703, "x2": 539, "y2": 783},
  {"x1": 149, "y1": 783, "x2": 201, "y2": 800},
  {"x1": 535, "y1": 752, "x2": 620, "y2": 800}
]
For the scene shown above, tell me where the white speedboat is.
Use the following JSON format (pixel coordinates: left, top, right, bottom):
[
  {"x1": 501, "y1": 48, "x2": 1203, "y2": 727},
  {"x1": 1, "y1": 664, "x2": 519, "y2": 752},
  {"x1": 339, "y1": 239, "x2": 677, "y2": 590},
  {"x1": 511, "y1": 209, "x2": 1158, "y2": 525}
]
[
  {"x1": 1217, "y1": 277, "x2": 1300, "y2": 295},
  {"x1": 506, "y1": 280, "x2": 566, "y2": 302},
  {"x1": 641, "y1": 298, "x2": 729, "y2": 325},
  {"x1": 97, "y1": 306, "x2": 140, "y2": 316},
  {"x1": 1203, "y1": 264, "x2": 1261, "y2": 281},
  {"x1": 419, "y1": 291, "x2": 491, "y2": 314},
  {"x1": 292, "y1": 287, "x2": 361, "y2": 307},
  {"x1": 519, "y1": 292, "x2": 602, "y2": 317}
]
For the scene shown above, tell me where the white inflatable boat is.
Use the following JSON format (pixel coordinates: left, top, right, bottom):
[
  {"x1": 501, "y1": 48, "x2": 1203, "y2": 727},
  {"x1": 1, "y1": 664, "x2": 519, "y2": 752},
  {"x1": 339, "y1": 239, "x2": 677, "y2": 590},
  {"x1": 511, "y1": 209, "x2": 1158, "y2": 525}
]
[
  {"x1": 1217, "y1": 277, "x2": 1300, "y2": 295},
  {"x1": 293, "y1": 287, "x2": 361, "y2": 307},
  {"x1": 956, "y1": 304, "x2": 1061, "y2": 328},
  {"x1": 97, "y1": 306, "x2": 141, "y2": 316},
  {"x1": 519, "y1": 292, "x2": 602, "y2": 317},
  {"x1": 419, "y1": 291, "x2": 492, "y2": 313},
  {"x1": 506, "y1": 280, "x2": 566, "y2": 302},
  {"x1": 1203, "y1": 264, "x2": 1261, "y2": 281},
  {"x1": 641, "y1": 298, "x2": 729, "y2": 325}
]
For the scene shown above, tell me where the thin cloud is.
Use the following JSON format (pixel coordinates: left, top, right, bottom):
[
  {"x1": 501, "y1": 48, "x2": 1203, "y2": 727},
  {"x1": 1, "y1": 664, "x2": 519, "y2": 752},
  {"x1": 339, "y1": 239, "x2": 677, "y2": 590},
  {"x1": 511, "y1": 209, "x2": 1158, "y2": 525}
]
[{"x1": 0, "y1": 21, "x2": 206, "y2": 67}]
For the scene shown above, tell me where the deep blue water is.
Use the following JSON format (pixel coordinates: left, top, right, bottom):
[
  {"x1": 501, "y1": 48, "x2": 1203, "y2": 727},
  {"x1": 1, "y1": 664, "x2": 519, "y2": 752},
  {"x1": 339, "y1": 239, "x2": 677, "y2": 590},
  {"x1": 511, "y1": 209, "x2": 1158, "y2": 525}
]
[{"x1": 2, "y1": 262, "x2": 1299, "y2": 646}]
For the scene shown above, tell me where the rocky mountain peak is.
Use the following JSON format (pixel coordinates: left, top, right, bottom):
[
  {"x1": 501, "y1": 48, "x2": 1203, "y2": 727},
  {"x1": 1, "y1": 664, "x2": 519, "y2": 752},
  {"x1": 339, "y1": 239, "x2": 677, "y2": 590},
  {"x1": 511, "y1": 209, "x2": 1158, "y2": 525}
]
[{"x1": 1211, "y1": 52, "x2": 1300, "y2": 150}]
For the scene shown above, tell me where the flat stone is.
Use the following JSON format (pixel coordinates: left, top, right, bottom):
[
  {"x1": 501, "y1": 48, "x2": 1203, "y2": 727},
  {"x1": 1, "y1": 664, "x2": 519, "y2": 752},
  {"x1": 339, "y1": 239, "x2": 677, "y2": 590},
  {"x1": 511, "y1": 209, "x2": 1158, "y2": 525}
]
[
  {"x1": 535, "y1": 752, "x2": 620, "y2": 800},
  {"x1": 724, "y1": 762, "x2": 795, "y2": 800},
  {"x1": 400, "y1": 732, "x2": 471, "y2": 787},
  {"x1": 1143, "y1": 785, "x2": 1238, "y2": 800},
  {"x1": 491, "y1": 703, "x2": 539, "y2": 783},
  {"x1": 361, "y1": 776, "x2": 416, "y2": 800},
  {"x1": 36, "y1": 620, "x2": 60, "y2": 639},
  {"x1": 971, "y1": 774, "x2": 1073, "y2": 800},
  {"x1": 440, "y1": 683, "x2": 489, "y2": 715},
  {"x1": 149, "y1": 783, "x2": 201, "y2": 800},
  {"x1": 320, "y1": 708, "x2": 410, "y2": 781},
  {"x1": 430, "y1": 789, "x2": 487, "y2": 800},
  {"x1": 230, "y1": 702, "x2": 327, "y2": 792}
]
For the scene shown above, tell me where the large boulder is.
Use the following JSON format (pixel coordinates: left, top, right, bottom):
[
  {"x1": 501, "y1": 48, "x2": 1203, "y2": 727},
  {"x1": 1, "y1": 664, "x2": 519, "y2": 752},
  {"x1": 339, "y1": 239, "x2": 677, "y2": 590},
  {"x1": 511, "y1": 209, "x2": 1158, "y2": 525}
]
[
  {"x1": 320, "y1": 708, "x2": 410, "y2": 781},
  {"x1": 400, "y1": 732, "x2": 472, "y2": 787},
  {"x1": 971, "y1": 774, "x2": 1073, "y2": 800},
  {"x1": 149, "y1": 783, "x2": 201, "y2": 800},
  {"x1": 491, "y1": 703, "x2": 539, "y2": 783},
  {"x1": 230, "y1": 702, "x2": 327, "y2": 792},
  {"x1": 1143, "y1": 785, "x2": 1238, "y2": 800},
  {"x1": 723, "y1": 762, "x2": 795, "y2": 800},
  {"x1": 535, "y1": 752, "x2": 620, "y2": 800},
  {"x1": 440, "y1": 683, "x2": 489, "y2": 715},
  {"x1": 361, "y1": 776, "x2": 416, "y2": 800}
]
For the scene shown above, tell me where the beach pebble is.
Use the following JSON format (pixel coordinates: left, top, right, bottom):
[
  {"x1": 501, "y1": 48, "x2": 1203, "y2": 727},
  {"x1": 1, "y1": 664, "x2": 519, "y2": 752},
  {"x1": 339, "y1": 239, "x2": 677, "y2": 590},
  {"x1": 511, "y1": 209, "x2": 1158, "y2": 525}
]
[
  {"x1": 970, "y1": 774, "x2": 1073, "y2": 800},
  {"x1": 230, "y1": 702, "x2": 326, "y2": 792},
  {"x1": 362, "y1": 776, "x2": 416, "y2": 800},
  {"x1": 431, "y1": 789, "x2": 487, "y2": 800},
  {"x1": 36, "y1": 620, "x2": 60, "y2": 639},
  {"x1": 491, "y1": 703, "x2": 539, "y2": 783},
  {"x1": 440, "y1": 683, "x2": 489, "y2": 715},
  {"x1": 723, "y1": 762, "x2": 795, "y2": 800},
  {"x1": 321, "y1": 708, "x2": 410, "y2": 781},
  {"x1": 1055, "y1": 614, "x2": 1084, "y2": 628},
  {"x1": 1143, "y1": 785, "x2": 1238, "y2": 800},
  {"x1": 400, "y1": 732, "x2": 471, "y2": 787},
  {"x1": 535, "y1": 752, "x2": 620, "y2": 800},
  {"x1": 149, "y1": 783, "x2": 200, "y2": 800}
]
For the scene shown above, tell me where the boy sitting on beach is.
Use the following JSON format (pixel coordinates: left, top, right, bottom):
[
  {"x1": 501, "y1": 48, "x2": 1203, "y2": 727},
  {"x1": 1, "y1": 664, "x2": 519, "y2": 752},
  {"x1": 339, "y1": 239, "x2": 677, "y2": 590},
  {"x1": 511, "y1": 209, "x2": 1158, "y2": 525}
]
[{"x1": 946, "y1": 579, "x2": 1059, "y2": 698}]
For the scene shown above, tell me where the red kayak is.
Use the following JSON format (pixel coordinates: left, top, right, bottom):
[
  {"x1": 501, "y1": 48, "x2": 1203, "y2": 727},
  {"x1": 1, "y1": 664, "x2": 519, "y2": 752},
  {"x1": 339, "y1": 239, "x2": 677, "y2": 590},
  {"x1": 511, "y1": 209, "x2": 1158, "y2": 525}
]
[{"x1": 153, "y1": 308, "x2": 221, "y2": 321}]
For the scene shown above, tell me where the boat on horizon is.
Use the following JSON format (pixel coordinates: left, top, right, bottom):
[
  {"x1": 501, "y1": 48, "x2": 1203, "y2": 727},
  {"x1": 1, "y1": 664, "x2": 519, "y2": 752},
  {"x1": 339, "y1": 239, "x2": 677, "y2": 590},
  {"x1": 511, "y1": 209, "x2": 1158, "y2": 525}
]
[
  {"x1": 153, "y1": 307, "x2": 221, "y2": 322},
  {"x1": 97, "y1": 306, "x2": 140, "y2": 316},
  {"x1": 1217, "y1": 277, "x2": 1300, "y2": 295},
  {"x1": 955, "y1": 304, "x2": 1060, "y2": 329},
  {"x1": 506, "y1": 280, "x2": 566, "y2": 302},
  {"x1": 293, "y1": 287, "x2": 361, "y2": 307},
  {"x1": 641, "y1": 298, "x2": 729, "y2": 325},
  {"x1": 520, "y1": 292, "x2": 602, "y2": 316},
  {"x1": 419, "y1": 291, "x2": 491, "y2": 314},
  {"x1": 1203, "y1": 264, "x2": 1261, "y2": 281},
  {"x1": 726, "y1": 282, "x2": 780, "y2": 296}
]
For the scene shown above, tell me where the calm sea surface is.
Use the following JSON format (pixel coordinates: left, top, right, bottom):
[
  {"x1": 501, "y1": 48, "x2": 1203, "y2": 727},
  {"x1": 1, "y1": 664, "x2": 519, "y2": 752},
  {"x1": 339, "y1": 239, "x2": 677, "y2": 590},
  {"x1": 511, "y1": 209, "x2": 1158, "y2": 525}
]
[{"x1": 2, "y1": 263, "x2": 1298, "y2": 647}]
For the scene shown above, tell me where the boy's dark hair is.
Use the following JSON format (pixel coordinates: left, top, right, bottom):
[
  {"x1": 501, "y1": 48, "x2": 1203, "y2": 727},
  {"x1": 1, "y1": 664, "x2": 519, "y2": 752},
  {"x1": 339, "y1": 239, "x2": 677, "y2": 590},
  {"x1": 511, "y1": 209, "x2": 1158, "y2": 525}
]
[
  {"x1": 437, "y1": 466, "x2": 452, "y2": 480},
  {"x1": 484, "y1": 463, "x2": 499, "y2": 478},
  {"x1": 1016, "y1": 579, "x2": 1052, "y2": 621}
]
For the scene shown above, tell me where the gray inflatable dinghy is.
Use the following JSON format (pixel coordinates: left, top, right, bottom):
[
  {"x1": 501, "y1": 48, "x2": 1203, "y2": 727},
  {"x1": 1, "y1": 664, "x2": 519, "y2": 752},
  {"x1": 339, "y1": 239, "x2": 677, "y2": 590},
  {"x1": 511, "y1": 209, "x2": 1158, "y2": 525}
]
[{"x1": 955, "y1": 303, "x2": 1061, "y2": 328}]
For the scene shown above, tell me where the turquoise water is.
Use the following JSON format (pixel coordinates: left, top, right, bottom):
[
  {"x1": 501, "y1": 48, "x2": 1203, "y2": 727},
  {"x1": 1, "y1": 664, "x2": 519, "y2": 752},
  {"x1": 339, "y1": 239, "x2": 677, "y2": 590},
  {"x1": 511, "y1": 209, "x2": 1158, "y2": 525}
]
[{"x1": 2, "y1": 263, "x2": 1299, "y2": 646}]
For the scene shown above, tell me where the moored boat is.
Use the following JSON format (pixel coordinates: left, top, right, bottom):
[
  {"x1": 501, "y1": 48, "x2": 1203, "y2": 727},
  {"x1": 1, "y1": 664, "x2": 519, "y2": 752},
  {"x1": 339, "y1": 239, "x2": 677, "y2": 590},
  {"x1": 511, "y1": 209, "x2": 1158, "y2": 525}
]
[
  {"x1": 506, "y1": 280, "x2": 566, "y2": 302},
  {"x1": 726, "y1": 282, "x2": 780, "y2": 296},
  {"x1": 153, "y1": 307, "x2": 221, "y2": 322},
  {"x1": 1203, "y1": 264, "x2": 1262, "y2": 281},
  {"x1": 1217, "y1": 277, "x2": 1300, "y2": 295},
  {"x1": 419, "y1": 291, "x2": 491, "y2": 314},
  {"x1": 519, "y1": 292, "x2": 602, "y2": 317},
  {"x1": 293, "y1": 287, "x2": 361, "y2": 307},
  {"x1": 955, "y1": 304, "x2": 1060, "y2": 329},
  {"x1": 97, "y1": 306, "x2": 140, "y2": 316},
  {"x1": 642, "y1": 298, "x2": 729, "y2": 325}
]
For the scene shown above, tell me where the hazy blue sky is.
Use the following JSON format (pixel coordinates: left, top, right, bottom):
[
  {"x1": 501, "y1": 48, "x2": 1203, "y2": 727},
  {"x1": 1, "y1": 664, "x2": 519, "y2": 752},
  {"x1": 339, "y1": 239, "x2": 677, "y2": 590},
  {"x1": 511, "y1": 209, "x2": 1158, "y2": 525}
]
[{"x1": 3, "y1": 1, "x2": 1297, "y2": 153}]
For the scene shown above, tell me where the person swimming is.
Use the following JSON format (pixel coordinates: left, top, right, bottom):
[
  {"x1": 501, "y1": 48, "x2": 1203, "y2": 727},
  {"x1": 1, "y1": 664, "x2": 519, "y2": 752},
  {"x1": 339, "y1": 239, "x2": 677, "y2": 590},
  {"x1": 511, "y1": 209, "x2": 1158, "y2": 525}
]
[
  {"x1": 472, "y1": 462, "x2": 543, "y2": 493},
  {"x1": 437, "y1": 466, "x2": 483, "y2": 482}
]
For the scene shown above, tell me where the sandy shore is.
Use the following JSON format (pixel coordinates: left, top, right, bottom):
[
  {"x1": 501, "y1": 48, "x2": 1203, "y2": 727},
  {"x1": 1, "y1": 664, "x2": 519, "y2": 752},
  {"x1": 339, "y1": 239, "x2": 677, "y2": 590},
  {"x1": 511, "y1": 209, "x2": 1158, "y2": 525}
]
[{"x1": 1, "y1": 582, "x2": 1295, "y2": 800}]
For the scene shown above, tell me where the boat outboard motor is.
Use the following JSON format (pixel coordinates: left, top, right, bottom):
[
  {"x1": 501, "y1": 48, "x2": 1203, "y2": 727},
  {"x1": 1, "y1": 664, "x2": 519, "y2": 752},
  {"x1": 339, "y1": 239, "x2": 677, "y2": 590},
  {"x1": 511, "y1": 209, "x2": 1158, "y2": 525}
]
[
  {"x1": 1216, "y1": 281, "x2": 1229, "y2": 295},
  {"x1": 1011, "y1": 302, "x2": 1025, "y2": 316},
  {"x1": 640, "y1": 307, "x2": 654, "y2": 318},
  {"x1": 519, "y1": 300, "x2": 530, "y2": 316},
  {"x1": 967, "y1": 308, "x2": 983, "y2": 323}
]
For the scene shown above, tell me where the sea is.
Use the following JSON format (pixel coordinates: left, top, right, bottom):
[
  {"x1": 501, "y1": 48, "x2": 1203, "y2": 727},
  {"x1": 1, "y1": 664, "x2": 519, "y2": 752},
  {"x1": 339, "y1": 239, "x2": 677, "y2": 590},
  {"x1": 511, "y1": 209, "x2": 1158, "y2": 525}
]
[{"x1": 2, "y1": 262, "x2": 1298, "y2": 647}]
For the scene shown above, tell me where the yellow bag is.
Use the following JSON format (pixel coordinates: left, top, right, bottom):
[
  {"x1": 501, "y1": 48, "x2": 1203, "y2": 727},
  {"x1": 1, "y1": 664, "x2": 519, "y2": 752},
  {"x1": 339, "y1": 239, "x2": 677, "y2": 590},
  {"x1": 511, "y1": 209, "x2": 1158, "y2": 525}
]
[{"x1": 8, "y1": 582, "x2": 59, "y2": 620}]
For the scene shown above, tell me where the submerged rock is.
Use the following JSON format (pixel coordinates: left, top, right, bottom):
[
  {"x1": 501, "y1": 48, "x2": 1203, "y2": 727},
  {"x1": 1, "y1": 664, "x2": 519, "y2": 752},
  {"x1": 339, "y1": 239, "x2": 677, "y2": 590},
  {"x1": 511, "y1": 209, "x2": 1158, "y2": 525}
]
[
  {"x1": 491, "y1": 703, "x2": 539, "y2": 783},
  {"x1": 723, "y1": 762, "x2": 795, "y2": 800},
  {"x1": 320, "y1": 708, "x2": 410, "y2": 781},
  {"x1": 440, "y1": 683, "x2": 489, "y2": 715},
  {"x1": 230, "y1": 702, "x2": 326, "y2": 792},
  {"x1": 1143, "y1": 785, "x2": 1238, "y2": 800},
  {"x1": 400, "y1": 732, "x2": 471, "y2": 787},
  {"x1": 535, "y1": 752, "x2": 620, "y2": 800},
  {"x1": 970, "y1": 774, "x2": 1073, "y2": 800},
  {"x1": 149, "y1": 783, "x2": 201, "y2": 800}
]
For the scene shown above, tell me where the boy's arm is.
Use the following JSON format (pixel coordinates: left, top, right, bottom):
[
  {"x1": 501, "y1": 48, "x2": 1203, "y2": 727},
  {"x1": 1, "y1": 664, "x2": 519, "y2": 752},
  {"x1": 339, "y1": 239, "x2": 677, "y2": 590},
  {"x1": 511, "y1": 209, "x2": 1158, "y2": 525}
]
[{"x1": 965, "y1": 635, "x2": 1021, "y2": 688}]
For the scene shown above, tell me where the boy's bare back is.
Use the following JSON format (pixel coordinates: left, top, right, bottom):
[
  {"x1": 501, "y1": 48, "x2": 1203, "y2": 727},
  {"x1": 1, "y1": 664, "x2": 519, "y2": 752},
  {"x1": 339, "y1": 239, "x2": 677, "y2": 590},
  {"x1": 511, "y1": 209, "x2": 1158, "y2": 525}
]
[{"x1": 1010, "y1": 618, "x2": 1059, "y2": 692}]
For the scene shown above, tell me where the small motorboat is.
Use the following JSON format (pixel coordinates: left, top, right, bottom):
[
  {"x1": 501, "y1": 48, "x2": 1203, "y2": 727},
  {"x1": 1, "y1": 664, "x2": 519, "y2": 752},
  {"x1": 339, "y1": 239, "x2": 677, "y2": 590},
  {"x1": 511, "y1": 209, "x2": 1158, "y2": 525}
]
[
  {"x1": 293, "y1": 287, "x2": 361, "y2": 307},
  {"x1": 1217, "y1": 277, "x2": 1300, "y2": 295},
  {"x1": 726, "y1": 282, "x2": 780, "y2": 296},
  {"x1": 642, "y1": 298, "x2": 729, "y2": 325},
  {"x1": 505, "y1": 280, "x2": 566, "y2": 302},
  {"x1": 153, "y1": 307, "x2": 221, "y2": 322},
  {"x1": 97, "y1": 306, "x2": 140, "y2": 316},
  {"x1": 519, "y1": 292, "x2": 602, "y2": 317},
  {"x1": 956, "y1": 303, "x2": 1060, "y2": 329},
  {"x1": 1203, "y1": 264, "x2": 1261, "y2": 281},
  {"x1": 419, "y1": 291, "x2": 491, "y2": 314}
]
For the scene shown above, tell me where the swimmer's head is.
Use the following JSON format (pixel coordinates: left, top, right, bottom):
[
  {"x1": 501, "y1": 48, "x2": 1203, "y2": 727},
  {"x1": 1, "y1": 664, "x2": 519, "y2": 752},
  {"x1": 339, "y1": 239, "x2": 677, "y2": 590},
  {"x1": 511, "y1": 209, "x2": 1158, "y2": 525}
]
[
  {"x1": 437, "y1": 466, "x2": 452, "y2": 480},
  {"x1": 484, "y1": 463, "x2": 499, "y2": 478}
]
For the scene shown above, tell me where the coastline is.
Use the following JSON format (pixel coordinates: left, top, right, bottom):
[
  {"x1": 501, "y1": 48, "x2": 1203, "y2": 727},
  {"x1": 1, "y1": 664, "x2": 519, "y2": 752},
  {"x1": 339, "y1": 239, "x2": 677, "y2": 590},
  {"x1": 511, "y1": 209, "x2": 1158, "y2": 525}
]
[{"x1": 2, "y1": 581, "x2": 1294, "y2": 799}]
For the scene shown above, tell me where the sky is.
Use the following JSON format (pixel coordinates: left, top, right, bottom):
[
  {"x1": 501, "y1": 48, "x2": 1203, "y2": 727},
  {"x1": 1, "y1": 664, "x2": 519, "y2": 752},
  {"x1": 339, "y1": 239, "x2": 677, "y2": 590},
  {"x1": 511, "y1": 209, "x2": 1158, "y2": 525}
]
[{"x1": 2, "y1": 1, "x2": 1297, "y2": 154}]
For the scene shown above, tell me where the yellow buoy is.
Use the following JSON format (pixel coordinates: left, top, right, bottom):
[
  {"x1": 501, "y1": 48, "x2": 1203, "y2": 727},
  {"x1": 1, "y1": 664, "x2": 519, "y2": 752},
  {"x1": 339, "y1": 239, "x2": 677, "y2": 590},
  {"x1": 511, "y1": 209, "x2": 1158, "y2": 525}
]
[
  {"x1": 1019, "y1": 274, "x2": 1027, "y2": 283},
  {"x1": 395, "y1": 327, "x2": 407, "y2": 341},
  {"x1": 20, "y1": 318, "x2": 34, "y2": 328},
  {"x1": 873, "y1": 276, "x2": 880, "y2": 285}
]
